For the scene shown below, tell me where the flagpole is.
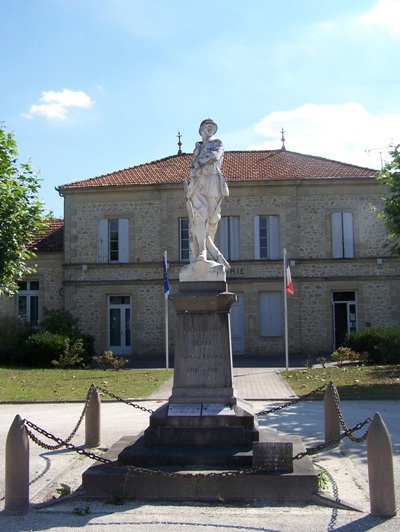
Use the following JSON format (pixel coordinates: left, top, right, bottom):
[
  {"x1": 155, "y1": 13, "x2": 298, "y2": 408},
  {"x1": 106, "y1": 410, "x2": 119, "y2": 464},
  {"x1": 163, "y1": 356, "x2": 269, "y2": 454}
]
[
  {"x1": 164, "y1": 250, "x2": 169, "y2": 371},
  {"x1": 283, "y1": 248, "x2": 289, "y2": 371}
]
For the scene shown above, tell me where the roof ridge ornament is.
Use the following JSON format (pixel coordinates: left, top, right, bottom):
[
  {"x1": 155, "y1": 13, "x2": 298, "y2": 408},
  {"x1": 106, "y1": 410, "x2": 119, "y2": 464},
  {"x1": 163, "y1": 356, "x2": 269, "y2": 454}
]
[
  {"x1": 281, "y1": 127, "x2": 286, "y2": 151},
  {"x1": 177, "y1": 131, "x2": 183, "y2": 156}
]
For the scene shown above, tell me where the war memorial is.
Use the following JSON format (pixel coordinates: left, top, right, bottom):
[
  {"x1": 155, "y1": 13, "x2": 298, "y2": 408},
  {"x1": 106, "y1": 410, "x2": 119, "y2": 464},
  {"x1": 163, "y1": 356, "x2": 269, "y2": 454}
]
[{"x1": 81, "y1": 120, "x2": 318, "y2": 502}]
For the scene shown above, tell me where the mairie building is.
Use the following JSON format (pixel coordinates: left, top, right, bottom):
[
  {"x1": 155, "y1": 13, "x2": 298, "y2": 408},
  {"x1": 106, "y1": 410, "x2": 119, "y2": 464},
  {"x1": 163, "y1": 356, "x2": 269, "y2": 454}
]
[{"x1": 1, "y1": 148, "x2": 399, "y2": 360}]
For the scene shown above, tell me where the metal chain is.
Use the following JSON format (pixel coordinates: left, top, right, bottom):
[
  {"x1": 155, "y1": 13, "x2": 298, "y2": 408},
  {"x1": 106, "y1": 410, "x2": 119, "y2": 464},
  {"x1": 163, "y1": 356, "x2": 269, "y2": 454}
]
[
  {"x1": 23, "y1": 383, "x2": 95, "y2": 451},
  {"x1": 255, "y1": 384, "x2": 327, "y2": 417},
  {"x1": 23, "y1": 416, "x2": 371, "y2": 478},
  {"x1": 95, "y1": 386, "x2": 154, "y2": 414},
  {"x1": 329, "y1": 381, "x2": 371, "y2": 443}
]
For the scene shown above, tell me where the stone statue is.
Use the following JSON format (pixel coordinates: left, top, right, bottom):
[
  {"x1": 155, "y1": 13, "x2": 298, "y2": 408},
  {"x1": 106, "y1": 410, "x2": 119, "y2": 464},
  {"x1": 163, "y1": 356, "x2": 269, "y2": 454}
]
[{"x1": 184, "y1": 119, "x2": 230, "y2": 268}]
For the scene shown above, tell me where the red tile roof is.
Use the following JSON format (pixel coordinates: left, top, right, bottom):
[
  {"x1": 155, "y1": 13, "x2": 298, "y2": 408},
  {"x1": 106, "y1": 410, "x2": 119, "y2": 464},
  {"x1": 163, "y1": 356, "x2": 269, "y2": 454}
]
[
  {"x1": 59, "y1": 150, "x2": 378, "y2": 191},
  {"x1": 29, "y1": 219, "x2": 64, "y2": 253}
]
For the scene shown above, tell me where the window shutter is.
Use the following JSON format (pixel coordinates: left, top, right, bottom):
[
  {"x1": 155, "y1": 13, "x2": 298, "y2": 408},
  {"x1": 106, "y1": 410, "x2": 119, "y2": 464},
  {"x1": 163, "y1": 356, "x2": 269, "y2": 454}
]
[
  {"x1": 230, "y1": 217, "x2": 240, "y2": 260},
  {"x1": 331, "y1": 213, "x2": 343, "y2": 258},
  {"x1": 118, "y1": 219, "x2": 129, "y2": 263},
  {"x1": 259, "y1": 292, "x2": 282, "y2": 336},
  {"x1": 254, "y1": 215, "x2": 260, "y2": 259},
  {"x1": 342, "y1": 213, "x2": 354, "y2": 258},
  {"x1": 268, "y1": 215, "x2": 280, "y2": 260},
  {"x1": 97, "y1": 219, "x2": 108, "y2": 263},
  {"x1": 216, "y1": 217, "x2": 229, "y2": 259}
]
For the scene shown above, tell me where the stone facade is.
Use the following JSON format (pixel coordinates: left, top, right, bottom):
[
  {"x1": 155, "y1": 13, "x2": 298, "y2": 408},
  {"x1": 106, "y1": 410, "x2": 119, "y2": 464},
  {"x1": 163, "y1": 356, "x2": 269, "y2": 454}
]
[{"x1": 1, "y1": 150, "x2": 399, "y2": 359}]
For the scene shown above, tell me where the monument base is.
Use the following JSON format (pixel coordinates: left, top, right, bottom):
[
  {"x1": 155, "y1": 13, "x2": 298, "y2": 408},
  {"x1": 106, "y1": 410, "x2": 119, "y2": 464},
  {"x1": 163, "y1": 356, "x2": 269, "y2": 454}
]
[{"x1": 82, "y1": 428, "x2": 318, "y2": 502}]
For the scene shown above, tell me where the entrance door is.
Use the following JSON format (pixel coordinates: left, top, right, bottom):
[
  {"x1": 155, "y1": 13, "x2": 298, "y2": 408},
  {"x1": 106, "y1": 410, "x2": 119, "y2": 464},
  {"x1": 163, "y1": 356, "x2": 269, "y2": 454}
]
[
  {"x1": 332, "y1": 292, "x2": 357, "y2": 349},
  {"x1": 231, "y1": 292, "x2": 244, "y2": 355},
  {"x1": 108, "y1": 296, "x2": 132, "y2": 355}
]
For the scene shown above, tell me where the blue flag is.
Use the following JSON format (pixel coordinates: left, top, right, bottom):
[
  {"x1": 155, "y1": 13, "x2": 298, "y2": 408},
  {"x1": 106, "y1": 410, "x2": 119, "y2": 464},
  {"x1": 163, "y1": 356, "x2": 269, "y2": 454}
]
[{"x1": 163, "y1": 255, "x2": 170, "y2": 296}]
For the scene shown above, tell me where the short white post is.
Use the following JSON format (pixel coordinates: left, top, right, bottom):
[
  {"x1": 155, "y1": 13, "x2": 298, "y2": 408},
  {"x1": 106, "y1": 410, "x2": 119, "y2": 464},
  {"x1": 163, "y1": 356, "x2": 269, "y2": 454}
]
[
  {"x1": 85, "y1": 384, "x2": 101, "y2": 448},
  {"x1": 324, "y1": 381, "x2": 341, "y2": 444},
  {"x1": 367, "y1": 412, "x2": 397, "y2": 518},
  {"x1": 5, "y1": 414, "x2": 30, "y2": 515}
]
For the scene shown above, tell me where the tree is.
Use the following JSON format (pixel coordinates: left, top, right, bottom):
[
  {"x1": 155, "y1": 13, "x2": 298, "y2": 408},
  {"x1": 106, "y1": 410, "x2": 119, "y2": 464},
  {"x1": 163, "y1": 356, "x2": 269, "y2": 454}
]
[
  {"x1": 0, "y1": 124, "x2": 46, "y2": 296},
  {"x1": 377, "y1": 143, "x2": 400, "y2": 256}
]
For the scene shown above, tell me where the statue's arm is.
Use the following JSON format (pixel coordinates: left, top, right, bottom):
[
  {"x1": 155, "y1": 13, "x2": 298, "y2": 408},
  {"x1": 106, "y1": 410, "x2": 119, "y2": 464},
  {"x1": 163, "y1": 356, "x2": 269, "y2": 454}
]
[{"x1": 194, "y1": 140, "x2": 224, "y2": 168}]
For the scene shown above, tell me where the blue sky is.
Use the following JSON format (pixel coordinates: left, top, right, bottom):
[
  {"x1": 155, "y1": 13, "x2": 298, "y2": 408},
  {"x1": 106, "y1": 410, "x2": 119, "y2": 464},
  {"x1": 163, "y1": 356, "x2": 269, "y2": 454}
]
[{"x1": 1, "y1": 0, "x2": 399, "y2": 216}]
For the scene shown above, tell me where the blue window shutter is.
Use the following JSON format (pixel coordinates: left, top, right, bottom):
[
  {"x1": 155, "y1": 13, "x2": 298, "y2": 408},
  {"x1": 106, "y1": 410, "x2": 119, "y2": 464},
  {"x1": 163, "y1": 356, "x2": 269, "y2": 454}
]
[
  {"x1": 331, "y1": 212, "x2": 343, "y2": 258},
  {"x1": 118, "y1": 219, "x2": 129, "y2": 263},
  {"x1": 342, "y1": 213, "x2": 354, "y2": 258},
  {"x1": 254, "y1": 215, "x2": 260, "y2": 259},
  {"x1": 97, "y1": 219, "x2": 108, "y2": 263},
  {"x1": 269, "y1": 215, "x2": 280, "y2": 260}
]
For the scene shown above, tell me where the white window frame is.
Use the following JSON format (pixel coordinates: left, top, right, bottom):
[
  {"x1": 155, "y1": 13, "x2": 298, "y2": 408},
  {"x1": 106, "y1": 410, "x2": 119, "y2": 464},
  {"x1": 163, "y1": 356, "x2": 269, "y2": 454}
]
[
  {"x1": 259, "y1": 291, "x2": 282, "y2": 337},
  {"x1": 17, "y1": 280, "x2": 39, "y2": 326},
  {"x1": 216, "y1": 216, "x2": 240, "y2": 260},
  {"x1": 254, "y1": 215, "x2": 280, "y2": 260},
  {"x1": 331, "y1": 212, "x2": 354, "y2": 258},
  {"x1": 97, "y1": 219, "x2": 129, "y2": 263}
]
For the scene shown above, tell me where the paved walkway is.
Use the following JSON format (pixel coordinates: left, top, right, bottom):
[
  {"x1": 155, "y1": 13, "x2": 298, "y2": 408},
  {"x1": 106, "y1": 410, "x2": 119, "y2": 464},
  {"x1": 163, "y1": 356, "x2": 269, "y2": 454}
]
[{"x1": 150, "y1": 367, "x2": 297, "y2": 401}]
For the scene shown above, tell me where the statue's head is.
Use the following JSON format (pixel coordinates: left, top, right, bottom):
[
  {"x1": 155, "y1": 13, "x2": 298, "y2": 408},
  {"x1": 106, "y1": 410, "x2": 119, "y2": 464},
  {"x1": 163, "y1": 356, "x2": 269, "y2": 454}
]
[{"x1": 199, "y1": 119, "x2": 218, "y2": 137}]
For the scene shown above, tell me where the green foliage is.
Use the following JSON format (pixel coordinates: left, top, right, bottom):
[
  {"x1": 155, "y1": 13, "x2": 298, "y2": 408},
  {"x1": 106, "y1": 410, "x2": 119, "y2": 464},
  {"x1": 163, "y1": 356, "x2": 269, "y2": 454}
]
[
  {"x1": 345, "y1": 328, "x2": 400, "y2": 365},
  {"x1": 317, "y1": 469, "x2": 329, "y2": 492},
  {"x1": 316, "y1": 356, "x2": 328, "y2": 368},
  {"x1": 4, "y1": 308, "x2": 95, "y2": 367},
  {"x1": 0, "y1": 315, "x2": 32, "y2": 363},
  {"x1": 52, "y1": 338, "x2": 84, "y2": 368},
  {"x1": 377, "y1": 143, "x2": 400, "y2": 255},
  {"x1": 93, "y1": 350, "x2": 129, "y2": 371},
  {"x1": 24, "y1": 331, "x2": 67, "y2": 367},
  {"x1": 330, "y1": 346, "x2": 360, "y2": 366},
  {"x1": 40, "y1": 308, "x2": 80, "y2": 335},
  {"x1": 0, "y1": 124, "x2": 46, "y2": 296}
]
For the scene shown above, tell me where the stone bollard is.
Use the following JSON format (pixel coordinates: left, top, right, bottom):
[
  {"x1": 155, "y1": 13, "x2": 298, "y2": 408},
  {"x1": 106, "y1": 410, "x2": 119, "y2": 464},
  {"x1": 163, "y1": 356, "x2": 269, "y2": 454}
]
[
  {"x1": 324, "y1": 381, "x2": 341, "y2": 445},
  {"x1": 367, "y1": 412, "x2": 397, "y2": 518},
  {"x1": 5, "y1": 414, "x2": 30, "y2": 515},
  {"x1": 85, "y1": 384, "x2": 101, "y2": 448}
]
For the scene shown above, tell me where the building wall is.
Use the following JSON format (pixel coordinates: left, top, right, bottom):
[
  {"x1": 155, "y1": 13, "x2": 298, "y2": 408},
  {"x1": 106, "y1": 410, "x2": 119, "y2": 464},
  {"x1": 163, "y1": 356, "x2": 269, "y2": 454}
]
[
  {"x1": 0, "y1": 253, "x2": 64, "y2": 321},
  {"x1": 1, "y1": 176, "x2": 398, "y2": 358}
]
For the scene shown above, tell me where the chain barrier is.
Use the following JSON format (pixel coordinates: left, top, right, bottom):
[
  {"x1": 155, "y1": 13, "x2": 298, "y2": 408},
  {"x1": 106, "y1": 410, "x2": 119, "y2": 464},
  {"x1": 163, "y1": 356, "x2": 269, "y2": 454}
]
[
  {"x1": 23, "y1": 416, "x2": 372, "y2": 479},
  {"x1": 23, "y1": 383, "x2": 95, "y2": 451},
  {"x1": 255, "y1": 383, "x2": 327, "y2": 417},
  {"x1": 95, "y1": 386, "x2": 154, "y2": 414},
  {"x1": 329, "y1": 381, "x2": 371, "y2": 443}
]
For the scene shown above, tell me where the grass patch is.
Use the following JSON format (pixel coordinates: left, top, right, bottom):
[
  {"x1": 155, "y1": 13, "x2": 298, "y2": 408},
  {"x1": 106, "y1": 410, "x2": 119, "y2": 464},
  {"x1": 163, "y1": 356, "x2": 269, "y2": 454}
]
[
  {"x1": 280, "y1": 364, "x2": 400, "y2": 399},
  {"x1": 0, "y1": 367, "x2": 173, "y2": 402}
]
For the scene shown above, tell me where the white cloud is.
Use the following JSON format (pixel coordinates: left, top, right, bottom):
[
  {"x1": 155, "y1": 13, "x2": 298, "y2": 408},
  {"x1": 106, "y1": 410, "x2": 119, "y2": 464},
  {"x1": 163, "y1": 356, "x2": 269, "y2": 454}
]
[
  {"x1": 250, "y1": 103, "x2": 399, "y2": 169},
  {"x1": 360, "y1": 0, "x2": 400, "y2": 34},
  {"x1": 24, "y1": 89, "x2": 94, "y2": 120}
]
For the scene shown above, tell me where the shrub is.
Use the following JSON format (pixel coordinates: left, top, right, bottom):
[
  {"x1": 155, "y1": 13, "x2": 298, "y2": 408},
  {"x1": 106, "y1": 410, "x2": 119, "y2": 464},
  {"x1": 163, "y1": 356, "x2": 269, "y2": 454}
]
[
  {"x1": 52, "y1": 338, "x2": 85, "y2": 368},
  {"x1": 345, "y1": 328, "x2": 400, "y2": 365},
  {"x1": 331, "y1": 346, "x2": 360, "y2": 366},
  {"x1": 93, "y1": 350, "x2": 129, "y2": 371},
  {"x1": 0, "y1": 316, "x2": 31, "y2": 364},
  {"x1": 24, "y1": 332, "x2": 67, "y2": 367}
]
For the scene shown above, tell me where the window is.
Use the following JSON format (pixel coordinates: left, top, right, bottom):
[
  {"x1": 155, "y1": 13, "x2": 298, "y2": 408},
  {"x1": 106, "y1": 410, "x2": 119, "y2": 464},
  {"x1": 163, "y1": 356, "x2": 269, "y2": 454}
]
[
  {"x1": 254, "y1": 215, "x2": 280, "y2": 259},
  {"x1": 331, "y1": 213, "x2": 354, "y2": 258},
  {"x1": 179, "y1": 218, "x2": 190, "y2": 262},
  {"x1": 259, "y1": 291, "x2": 282, "y2": 337},
  {"x1": 17, "y1": 281, "x2": 39, "y2": 326},
  {"x1": 97, "y1": 219, "x2": 129, "y2": 263},
  {"x1": 215, "y1": 216, "x2": 240, "y2": 260}
]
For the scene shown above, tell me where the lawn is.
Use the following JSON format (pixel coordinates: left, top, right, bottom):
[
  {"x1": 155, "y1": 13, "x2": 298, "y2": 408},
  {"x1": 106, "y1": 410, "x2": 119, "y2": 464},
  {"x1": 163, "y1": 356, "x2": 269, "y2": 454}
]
[
  {"x1": 280, "y1": 364, "x2": 400, "y2": 399},
  {"x1": 0, "y1": 367, "x2": 173, "y2": 402}
]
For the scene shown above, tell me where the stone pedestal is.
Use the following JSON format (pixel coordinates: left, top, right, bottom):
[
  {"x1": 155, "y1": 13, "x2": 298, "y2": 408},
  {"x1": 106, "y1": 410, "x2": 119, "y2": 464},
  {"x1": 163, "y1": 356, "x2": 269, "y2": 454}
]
[
  {"x1": 120, "y1": 280, "x2": 259, "y2": 458},
  {"x1": 169, "y1": 281, "x2": 236, "y2": 405}
]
